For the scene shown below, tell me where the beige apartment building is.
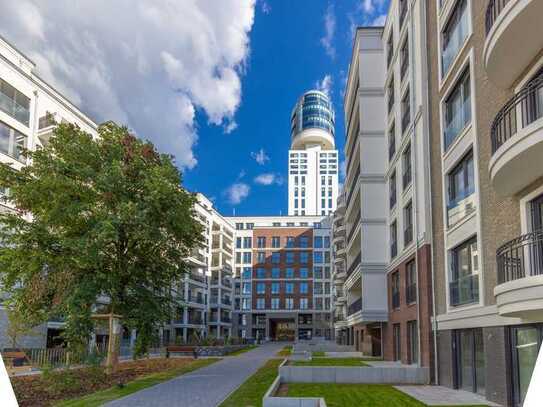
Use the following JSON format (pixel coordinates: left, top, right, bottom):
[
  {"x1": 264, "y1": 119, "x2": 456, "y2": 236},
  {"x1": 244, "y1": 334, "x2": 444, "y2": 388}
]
[{"x1": 427, "y1": 0, "x2": 543, "y2": 405}]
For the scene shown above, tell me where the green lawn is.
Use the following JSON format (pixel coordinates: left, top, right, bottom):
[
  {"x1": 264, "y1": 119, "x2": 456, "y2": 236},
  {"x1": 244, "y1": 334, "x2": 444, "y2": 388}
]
[
  {"x1": 284, "y1": 384, "x2": 488, "y2": 407},
  {"x1": 311, "y1": 351, "x2": 325, "y2": 357},
  {"x1": 219, "y1": 358, "x2": 283, "y2": 407},
  {"x1": 228, "y1": 345, "x2": 258, "y2": 356},
  {"x1": 291, "y1": 357, "x2": 368, "y2": 367},
  {"x1": 55, "y1": 358, "x2": 220, "y2": 407},
  {"x1": 276, "y1": 345, "x2": 292, "y2": 357}
]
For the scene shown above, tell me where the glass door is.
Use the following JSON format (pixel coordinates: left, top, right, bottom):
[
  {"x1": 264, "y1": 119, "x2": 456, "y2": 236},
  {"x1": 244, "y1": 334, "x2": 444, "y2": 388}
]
[
  {"x1": 530, "y1": 194, "x2": 543, "y2": 276},
  {"x1": 454, "y1": 328, "x2": 485, "y2": 395},
  {"x1": 511, "y1": 325, "x2": 542, "y2": 406}
]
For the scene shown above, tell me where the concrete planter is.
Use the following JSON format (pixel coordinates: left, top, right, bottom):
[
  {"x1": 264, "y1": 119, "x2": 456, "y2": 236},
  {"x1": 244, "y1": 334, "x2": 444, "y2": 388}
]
[{"x1": 195, "y1": 344, "x2": 248, "y2": 356}]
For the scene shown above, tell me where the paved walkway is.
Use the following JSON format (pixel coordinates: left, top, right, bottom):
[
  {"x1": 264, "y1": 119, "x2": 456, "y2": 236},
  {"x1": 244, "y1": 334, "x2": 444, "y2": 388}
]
[
  {"x1": 395, "y1": 385, "x2": 501, "y2": 406},
  {"x1": 105, "y1": 342, "x2": 284, "y2": 407}
]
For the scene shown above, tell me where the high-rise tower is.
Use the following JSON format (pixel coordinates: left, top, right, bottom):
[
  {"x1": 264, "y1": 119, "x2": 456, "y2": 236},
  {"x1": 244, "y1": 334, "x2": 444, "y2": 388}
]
[{"x1": 288, "y1": 90, "x2": 338, "y2": 216}]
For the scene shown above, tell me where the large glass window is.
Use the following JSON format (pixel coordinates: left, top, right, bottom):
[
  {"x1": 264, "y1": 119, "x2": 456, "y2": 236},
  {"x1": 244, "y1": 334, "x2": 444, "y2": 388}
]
[
  {"x1": 0, "y1": 121, "x2": 27, "y2": 162},
  {"x1": 272, "y1": 236, "x2": 280, "y2": 248},
  {"x1": 286, "y1": 282, "x2": 294, "y2": 294},
  {"x1": 441, "y1": 0, "x2": 469, "y2": 76},
  {"x1": 390, "y1": 171, "x2": 397, "y2": 210},
  {"x1": 314, "y1": 236, "x2": 323, "y2": 248},
  {"x1": 285, "y1": 268, "x2": 294, "y2": 278},
  {"x1": 272, "y1": 252, "x2": 280, "y2": 264},
  {"x1": 300, "y1": 282, "x2": 308, "y2": 294},
  {"x1": 300, "y1": 251, "x2": 309, "y2": 264},
  {"x1": 299, "y1": 236, "x2": 309, "y2": 248},
  {"x1": 286, "y1": 236, "x2": 295, "y2": 248},
  {"x1": 0, "y1": 79, "x2": 30, "y2": 126},
  {"x1": 313, "y1": 252, "x2": 323, "y2": 264},
  {"x1": 286, "y1": 251, "x2": 295, "y2": 264},
  {"x1": 392, "y1": 271, "x2": 400, "y2": 309},
  {"x1": 256, "y1": 282, "x2": 265, "y2": 294},
  {"x1": 404, "y1": 201, "x2": 413, "y2": 245},
  {"x1": 390, "y1": 221, "x2": 398, "y2": 259},
  {"x1": 447, "y1": 151, "x2": 475, "y2": 227},
  {"x1": 444, "y1": 69, "x2": 471, "y2": 149},
  {"x1": 406, "y1": 260, "x2": 417, "y2": 304},
  {"x1": 454, "y1": 328, "x2": 485, "y2": 395},
  {"x1": 402, "y1": 143, "x2": 412, "y2": 190},
  {"x1": 271, "y1": 282, "x2": 280, "y2": 294},
  {"x1": 257, "y1": 236, "x2": 266, "y2": 248},
  {"x1": 401, "y1": 89, "x2": 410, "y2": 134},
  {"x1": 449, "y1": 237, "x2": 479, "y2": 306},
  {"x1": 407, "y1": 320, "x2": 418, "y2": 364},
  {"x1": 511, "y1": 325, "x2": 543, "y2": 405},
  {"x1": 299, "y1": 268, "x2": 308, "y2": 278}
]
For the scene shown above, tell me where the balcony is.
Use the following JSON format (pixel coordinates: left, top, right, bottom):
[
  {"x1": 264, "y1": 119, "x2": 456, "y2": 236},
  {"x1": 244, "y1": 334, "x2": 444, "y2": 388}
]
[
  {"x1": 0, "y1": 91, "x2": 30, "y2": 126},
  {"x1": 449, "y1": 274, "x2": 479, "y2": 307},
  {"x1": 495, "y1": 229, "x2": 543, "y2": 319},
  {"x1": 347, "y1": 211, "x2": 361, "y2": 244},
  {"x1": 348, "y1": 298, "x2": 362, "y2": 316},
  {"x1": 347, "y1": 252, "x2": 361, "y2": 277},
  {"x1": 37, "y1": 113, "x2": 62, "y2": 145},
  {"x1": 484, "y1": 0, "x2": 543, "y2": 89},
  {"x1": 489, "y1": 74, "x2": 543, "y2": 196}
]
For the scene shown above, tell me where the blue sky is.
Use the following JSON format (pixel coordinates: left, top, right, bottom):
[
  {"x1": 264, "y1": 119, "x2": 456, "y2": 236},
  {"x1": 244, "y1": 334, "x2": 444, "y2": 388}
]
[
  {"x1": 184, "y1": 0, "x2": 389, "y2": 216},
  {"x1": 2, "y1": 0, "x2": 389, "y2": 216}
]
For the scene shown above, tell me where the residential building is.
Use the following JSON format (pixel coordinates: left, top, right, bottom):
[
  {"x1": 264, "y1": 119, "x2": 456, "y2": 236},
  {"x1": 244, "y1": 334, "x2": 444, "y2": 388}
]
[
  {"x1": 337, "y1": 27, "x2": 389, "y2": 356},
  {"x1": 381, "y1": 0, "x2": 434, "y2": 373},
  {"x1": 288, "y1": 90, "x2": 339, "y2": 216},
  {"x1": 0, "y1": 34, "x2": 98, "y2": 349},
  {"x1": 427, "y1": 0, "x2": 543, "y2": 405},
  {"x1": 228, "y1": 216, "x2": 334, "y2": 341}
]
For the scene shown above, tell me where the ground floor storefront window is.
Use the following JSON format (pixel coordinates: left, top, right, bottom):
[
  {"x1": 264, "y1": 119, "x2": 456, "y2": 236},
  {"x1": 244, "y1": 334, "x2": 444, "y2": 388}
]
[
  {"x1": 510, "y1": 324, "x2": 542, "y2": 405},
  {"x1": 453, "y1": 328, "x2": 485, "y2": 395}
]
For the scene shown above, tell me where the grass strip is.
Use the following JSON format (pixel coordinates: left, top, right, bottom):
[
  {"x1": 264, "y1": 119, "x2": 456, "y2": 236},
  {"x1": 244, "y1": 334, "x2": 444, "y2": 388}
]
[
  {"x1": 228, "y1": 345, "x2": 258, "y2": 356},
  {"x1": 311, "y1": 351, "x2": 325, "y2": 357},
  {"x1": 219, "y1": 358, "x2": 283, "y2": 407},
  {"x1": 55, "y1": 358, "x2": 220, "y2": 407},
  {"x1": 276, "y1": 345, "x2": 291, "y2": 357},
  {"x1": 291, "y1": 357, "x2": 369, "y2": 367},
  {"x1": 285, "y1": 383, "x2": 488, "y2": 407}
]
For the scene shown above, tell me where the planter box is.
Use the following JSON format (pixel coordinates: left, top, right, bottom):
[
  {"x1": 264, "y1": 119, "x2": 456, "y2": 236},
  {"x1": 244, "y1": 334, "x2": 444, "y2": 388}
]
[{"x1": 279, "y1": 366, "x2": 429, "y2": 384}]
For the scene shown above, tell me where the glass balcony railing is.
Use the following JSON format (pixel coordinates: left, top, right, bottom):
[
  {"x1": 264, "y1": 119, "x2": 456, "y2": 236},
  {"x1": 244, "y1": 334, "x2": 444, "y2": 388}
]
[
  {"x1": 0, "y1": 91, "x2": 30, "y2": 126},
  {"x1": 447, "y1": 192, "x2": 475, "y2": 228},
  {"x1": 348, "y1": 298, "x2": 362, "y2": 316},
  {"x1": 441, "y1": 7, "x2": 469, "y2": 76},
  {"x1": 444, "y1": 98, "x2": 471, "y2": 150}
]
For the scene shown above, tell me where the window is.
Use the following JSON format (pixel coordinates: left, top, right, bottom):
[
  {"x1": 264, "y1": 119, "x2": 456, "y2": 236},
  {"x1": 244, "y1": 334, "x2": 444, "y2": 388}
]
[
  {"x1": 271, "y1": 267, "x2": 280, "y2": 278},
  {"x1": 387, "y1": 32, "x2": 393, "y2": 69},
  {"x1": 314, "y1": 236, "x2": 323, "y2": 248},
  {"x1": 402, "y1": 143, "x2": 412, "y2": 189},
  {"x1": 242, "y1": 282, "x2": 251, "y2": 295},
  {"x1": 299, "y1": 236, "x2": 309, "y2": 248},
  {"x1": 256, "y1": 282, "x2": 265, "y2": 294},
  {"x1": 286, "y1": 282, "x2": 294, "y2": 294},
  {"x1": 246, "y1": 223, "x2": 254, "y2": 229},
  {"x1": 242, "y1": 267, "x2": 251, "y2": 279},
  {"x1": 257, "y1": 251, "x2": 266, "y2": 263},
  {"x1": 408, "y1": 320, "x2": 418, "y2": 364},
  {"x1": 300, "y1": 282, "x2": 308, "y2": 294},
  {"x1": 314, "y1": 266, "x2": 323, "y2": 279},
  {"x1": 392, "y1": 271, "x2": 400, "y2": 309},
  {"x1": 444, "y1": 69, "x2": 471, "y2": 150},
  {"x1": 271, "y1": 282, "x2": 280, "y2": 294},
  {"x1": 286, "y1": 251, "x2": 295, "y2": 264},
  {"x1": 323, "y1": 236, "x2": 330, "y2": 248},
  {"x1": 243, "y1": 237, "x2": 252, "y2": 248},
  {"x1": 272, "y1": 252, "x2": 281, "y2": 264},
  {"x1": 393, "y1": 323, "x2": 401, "y2": 361},
  {"x1": 400, "y1": 35, "x2": 409, "y2": 81},
  {"x1": 257, "y1": 236, "x2": 266, "y2": 248},
  {"x1": 300, "y1": 251, "x2": 309, "y2": 264},
  {"x1": 243, "y1": 252, "x2": 252, "y2": 264},
  {"x1": 300, "y1": 298, "x2": 308, "y2": 310},
  {"x1": 286, "y1": 298, "x2": 294, "y2": 310},
  {"x1": 390, "y1": 171, "x2": 397, "y2": 210},
  {"x1": 388, "y1": 121, "x2": 396, "y2": 161},
  {"x1": 406, "y1": 260, "x2": 417, "y2": 304},
  {"x1": 0, "y1": 79, "x2": 30, "y2": 126},
  {"x1": 0, "y1": 121, "x2": 27, "y2": 162},
  {"x1": 256, "y1": 298, "x2": 265, "y2": 309},
  {"x1": 313, "y1": 252, "x2": 323, "y2": 264},
  {"x1": 235, "y1": 252, "x2": 242, "y2": 264},
  {"x1": 447, "y1": 151, "x2": 475, "y2": 227},
  {"x1": 285, "y1": 268, "x2": 294, "y2": 278},
  {"x1": 388, "y1": 78, "x2": 395, "y2": 114},
  {"x1": 272, "y1": 222, "x2": 281, "y2": 227},
  {"x1": 236, "y1": 223, "x2": 243, "y2": 230},
  {"x1": 453, "y1": 328, "x2": 485, "y2": 395},
  {"x1": 271, "y1": 298, "x2": 280, "y2": 310},
  {"x1": 404, "y1": 201, "x2": 413, "y2": 245},
  {"x1": 256, "y1": 268, "x2": 266, "y2": 278},
  {"x1": 236, "y1": 237, "x2": 242, "y2": 248},
  {"x1": 401, "y1": 89, "x2": 410, "y2": 134},
  {"x1": 450, "y1": 237, "x2": 479, "y2": 307},
  {"x1": 299, "y1": 268, "x2": 309, "y2": 278},
  {"x1": 391, "y1": 221, "x2": 398, "y2": 259},
  {"x1": 441, "y1": 0, "x2": 469, "y2": 76},
  {"x1": 286, "y1": 236, "x2": 295, "y2": 248},
  {"x1": 272, "y1": 236, "x2": 280, "y2": 248}
]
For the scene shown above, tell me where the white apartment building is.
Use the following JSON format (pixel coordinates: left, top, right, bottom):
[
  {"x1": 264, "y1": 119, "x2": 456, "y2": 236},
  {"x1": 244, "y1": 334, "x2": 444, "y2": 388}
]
[
  {"x1": 227, "y1": 216, "x2": 334, "y2": 341},
  {"x1": 288, "y1": 90, "x2": 339, "y2": 217},
  {"x1": 0, "y1": 34, "x2": 98, "y2": 349}
]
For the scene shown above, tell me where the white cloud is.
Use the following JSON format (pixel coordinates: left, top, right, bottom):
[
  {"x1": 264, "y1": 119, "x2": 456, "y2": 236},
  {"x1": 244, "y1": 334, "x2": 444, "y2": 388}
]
[
  {"x1": 0, "y1": 0, "x2": 256, "y2": 169},
  {"x1": 254, "y1": 173, "x2": 283, "y2": 186},
  {"x1": 260, "y1": 0, "x2": 271, "y2": 14},
  {"x1": 250, "y1": 148, "x2": 270, "y2": 165},
  {"x1": 339, "y1": 160, "x2": 347, "y2": 180},
  {"x1": 224, "y1": 183, "x2": 250, "y2": 205},
  {"x1": 316, "y1": 74, "x2": 333, "y2": 97},
  {"x1": 372, "y1": 14, "x2": 387, "y2": 26},
  {"x1": 320, "y1": 4, "x2": 336, "y2": 59}
]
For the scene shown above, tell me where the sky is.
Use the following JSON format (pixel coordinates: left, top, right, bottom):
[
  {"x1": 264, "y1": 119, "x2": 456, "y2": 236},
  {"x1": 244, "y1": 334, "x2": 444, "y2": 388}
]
[{"x1": 0, "y1": 0, "x2": 390, "y2": 216}]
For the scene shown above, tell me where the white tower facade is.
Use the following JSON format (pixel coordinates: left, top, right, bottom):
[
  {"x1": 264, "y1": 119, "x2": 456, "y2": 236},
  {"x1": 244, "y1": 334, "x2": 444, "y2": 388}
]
[{"x1": 288, "y1": 90, "x2": 338, "y2": 216}]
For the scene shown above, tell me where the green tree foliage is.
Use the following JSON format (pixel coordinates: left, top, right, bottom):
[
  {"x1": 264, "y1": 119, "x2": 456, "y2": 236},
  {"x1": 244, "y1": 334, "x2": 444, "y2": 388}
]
[{"x1": 0, "y1": 122, "x2": 203, "y2": 353}]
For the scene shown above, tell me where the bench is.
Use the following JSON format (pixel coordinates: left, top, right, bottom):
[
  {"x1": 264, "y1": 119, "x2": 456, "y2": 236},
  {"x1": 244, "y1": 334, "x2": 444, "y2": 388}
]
[
  {"x1": 165, "y1": 346, "x2": 198, "y2": 357},
  {"x1": 1, "y1": 351, "x2": 30, "y2": 367}
]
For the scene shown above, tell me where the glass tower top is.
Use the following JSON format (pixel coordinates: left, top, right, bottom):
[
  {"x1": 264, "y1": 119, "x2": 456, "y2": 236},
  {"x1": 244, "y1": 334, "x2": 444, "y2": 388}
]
[{"x1": 290, "y1": 90, "x2": 335, "y2": 140}]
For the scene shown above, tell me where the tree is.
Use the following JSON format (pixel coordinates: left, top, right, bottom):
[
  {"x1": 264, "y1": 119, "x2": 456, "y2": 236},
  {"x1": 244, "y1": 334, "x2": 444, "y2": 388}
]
[
  {"x1": 0, "y1": 122, "x2": 203, "y2": 364},
  {"x1": 5, "y1": 306, "x2": 37, "y2": 348}
]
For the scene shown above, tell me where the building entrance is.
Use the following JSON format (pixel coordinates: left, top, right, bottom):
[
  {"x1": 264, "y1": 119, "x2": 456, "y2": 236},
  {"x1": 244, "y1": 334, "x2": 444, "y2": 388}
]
[{"x1": 270, "y1": 319, "x2": 295, "y2": 341}]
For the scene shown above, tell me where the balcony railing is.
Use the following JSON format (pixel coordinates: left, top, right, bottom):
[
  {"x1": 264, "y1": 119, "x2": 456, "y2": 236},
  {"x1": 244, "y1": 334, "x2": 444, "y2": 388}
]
[
  {"x1": 449, "y1": 274, "x2": 479, "y2": 306},
  {"x1": 392, "y1": 291, "x2": 400, "y2": 309},
  {"x1": 334, "y1": 312, "x2": 346, "y2": 322},
  {"x1": 346, "y1": 166, "x2": 360, "y2": 209},
  {"x1": 347, "y1": 252, "x2": 361, "y2": 277},
  {"x1": 401, "y1": 106, "x2": 410, "y2": 134},
  {"x1": 348, "y1": 298, "x2": 362, "y2": 316},
  {"x1": 485, "y1": 0, "x2": 511, "y2": 35},
  {"x1": 491, "y1": 73, "x2": 543, "y2": 154},
  {"x1": 0, "y1": 92, "x2": 30, "y2": 126},
  {"x1": 189, "y1": 273, "x2": 206, "y2": 284},
  {"x1": 497, "y1": 229, "x2": 543, "y2": 284},
  {"x1": 347, "y1": 211, "x2": 361, "y2": 243},
  {"x1": 399, "y1": 0, "x2": 407, "y2": 27},
  {"x1": 406, "y1": 283, "x2": 417, "y2": 304},
  {"x1": 187, "y1": 294, "x2": 205, "y2": 304},
  {"x1": 402, "y1": 169, "x2": 411, "y2": 190},
  {"x1": 188, "y1": 315, "x2": 203, "y2": 325}
]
